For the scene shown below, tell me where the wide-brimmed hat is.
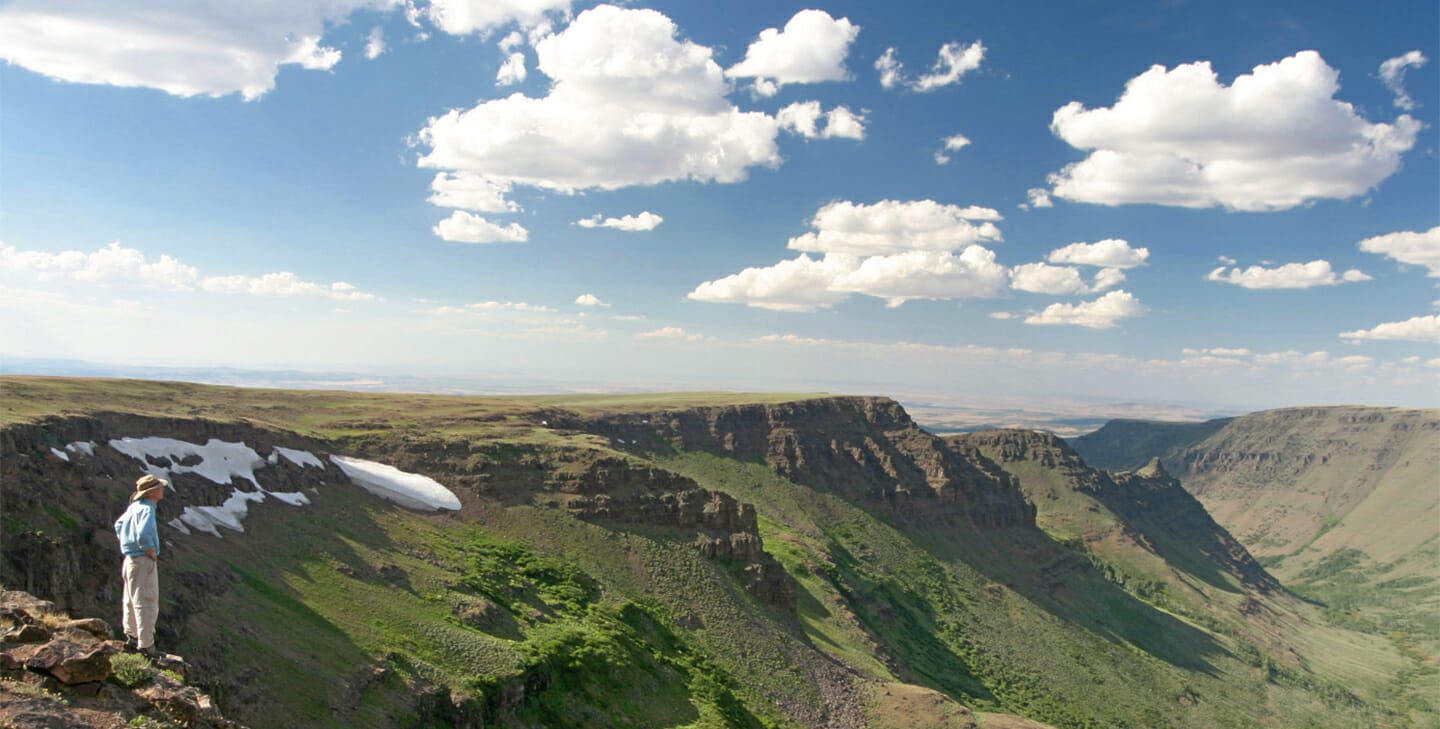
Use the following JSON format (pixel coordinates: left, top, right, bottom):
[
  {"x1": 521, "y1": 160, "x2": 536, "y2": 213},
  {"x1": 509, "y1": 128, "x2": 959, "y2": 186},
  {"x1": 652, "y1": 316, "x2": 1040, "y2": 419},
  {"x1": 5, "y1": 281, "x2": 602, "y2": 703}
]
[{"x1": 130, "y1": 474, "x2": 169, "y2": 502}]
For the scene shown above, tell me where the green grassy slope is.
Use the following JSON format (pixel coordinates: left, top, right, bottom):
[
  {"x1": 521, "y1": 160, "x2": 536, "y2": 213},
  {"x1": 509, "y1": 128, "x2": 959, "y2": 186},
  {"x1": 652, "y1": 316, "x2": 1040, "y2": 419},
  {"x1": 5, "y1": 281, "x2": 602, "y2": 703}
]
[{"x1": 1, "y1": 378, "x2": 1430, "y2": 729}]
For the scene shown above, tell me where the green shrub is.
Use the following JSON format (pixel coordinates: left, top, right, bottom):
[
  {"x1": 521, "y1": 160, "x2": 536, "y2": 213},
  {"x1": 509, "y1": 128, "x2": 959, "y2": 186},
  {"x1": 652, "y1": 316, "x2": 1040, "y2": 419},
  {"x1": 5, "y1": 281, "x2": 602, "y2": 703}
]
[{"x1": 110, "y1": 652, "x2": 152, "y2": 688}]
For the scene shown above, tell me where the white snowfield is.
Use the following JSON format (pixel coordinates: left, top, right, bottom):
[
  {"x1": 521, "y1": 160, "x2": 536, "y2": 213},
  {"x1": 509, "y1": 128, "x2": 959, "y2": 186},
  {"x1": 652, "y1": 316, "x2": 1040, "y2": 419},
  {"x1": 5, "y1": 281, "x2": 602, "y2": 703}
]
[
  {"x1": 330, "y1": 455, "x2": 462, "y2": 511},
  {"x1": 79, "y1": 436, "x2": 461, "y2": 535},
  {"x1": 100, "y1": 437, "x2": 320, "y2": 537}
]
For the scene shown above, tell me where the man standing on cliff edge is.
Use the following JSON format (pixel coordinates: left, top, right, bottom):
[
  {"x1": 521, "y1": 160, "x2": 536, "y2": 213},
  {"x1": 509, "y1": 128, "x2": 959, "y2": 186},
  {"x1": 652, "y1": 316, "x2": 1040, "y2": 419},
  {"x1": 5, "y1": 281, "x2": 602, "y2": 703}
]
[{"x1": 114, "y1": 474, "x2": 166, "y2": 658}]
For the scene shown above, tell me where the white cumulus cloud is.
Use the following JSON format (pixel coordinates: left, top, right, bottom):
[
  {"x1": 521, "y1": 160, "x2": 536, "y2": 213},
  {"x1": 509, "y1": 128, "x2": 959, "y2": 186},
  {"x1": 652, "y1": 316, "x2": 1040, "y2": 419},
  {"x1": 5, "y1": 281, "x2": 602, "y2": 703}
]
[
  {"x1": 787, "y1": 199, "x2": 1002, "y2": 257},
  {"x1": 433, "y1": 211, "x2": 529, "y2": 243},
  {"x1": 1025, "y1": 290, "x2": 1147, "y2": 328},
  {"x1": 1379, "y1": 51, "x2": 1427, "y2": 110},
  {"x1": 934, "y1": 133, "x2": 970, "y2": 164},
  {"x1": 576, "y1": 212, "x2": 663, "y2": 231},
  {"x1": 1046, "y1": 51, "x2": 1421, "y2": 211},
  {"x1": 427, "y1": 172, "x2": 519, "y2": 213},
  {"x1": 1011, "y1": 262, "x2": 1124, "y2": 295},
  {"x1": 0, "y1": 241, "x2": 377, "y2": 301},
  {"x1": 725, "y1": 9, "x2": 859, "y2": 97},
  {"x1": 831, "y1": 247, "x2": 1011, "y2": 307},
  {"x1": 687, "y1": 253, "x2": 857, "y2": 312},
  {"x1": 1358, "y1": 226, "x2": 1440, "y2": 277},
  {"x1": 777, "y1": 101, "x2": 867, "y2": 139},
  {"x1": 1205, "y1": 260, "x2": 1372, "y2": 289},
  {"x1": 874, "y1": 41, "x2": 985, "y2": 92},
  {"x1": 689, "y1": 199, "x2": 1015, "y2": 310},
  {"x1": 416, "y1": 5, "x2": 789, "y2": 195},
  {"x1": 1340, "y1": 315, "x2": 1440, "y2": 344},
  {"x1": 1024, "y1": 188, "x2": 1054, "y2": 209},
  {"x1": 575, "y1": 293, "x2": 608, "y2": 307},
  {"x1": 1047, "y1": 239, "x2": 1149, "y2": 268},
  {"x1": 365, "y1": 26, "x2": 387, "y2": 60},
  {"x1": 423, "y1": 0, "x2": 571, "y2": 36},
  {"x1": 0, "y1": 0, "x2": 396, "y2": 100},
  {"x1": 0, "y1": 241, "x2": 197, "y2": 291},
  {"x1": 497, "y1": 51, "x2": 528, "y2": 86},
  {"x1": 200, "y1": 272, "x2": 376, "y2": 301}
]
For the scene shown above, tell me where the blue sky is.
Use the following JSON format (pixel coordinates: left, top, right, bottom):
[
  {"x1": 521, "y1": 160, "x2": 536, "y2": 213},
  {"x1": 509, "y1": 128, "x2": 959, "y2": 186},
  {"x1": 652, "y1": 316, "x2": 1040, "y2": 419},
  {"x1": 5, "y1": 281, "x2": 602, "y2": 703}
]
[{"x1": 1, "y1": 0, "x2": 1437, "y2": 415}]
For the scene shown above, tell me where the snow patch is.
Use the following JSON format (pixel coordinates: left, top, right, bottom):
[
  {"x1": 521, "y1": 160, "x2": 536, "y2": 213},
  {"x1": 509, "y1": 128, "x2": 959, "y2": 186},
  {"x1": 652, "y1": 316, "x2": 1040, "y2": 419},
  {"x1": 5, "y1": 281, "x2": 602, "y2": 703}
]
[
  {"x1": 270, "y1": 447, "x2": 324, "y2": 469},
  {"x1": 109, "y1": 436, "x2": 315, "y2": 537},
  {"x1": 109, "y1": 437, "x2": 264, "y2": 486},
  {"x1": 175, "y1": 490, "x2": 267, "y2": 537},
  {"x1": 330, "y1": 456, "x2": 461, "y2": 511},
  {"x1": 66, "y1": 441, "x2": 96, "y2": 456},
  {"x1": 51, "y1": 448, "x2": 70, "y2": 462}
]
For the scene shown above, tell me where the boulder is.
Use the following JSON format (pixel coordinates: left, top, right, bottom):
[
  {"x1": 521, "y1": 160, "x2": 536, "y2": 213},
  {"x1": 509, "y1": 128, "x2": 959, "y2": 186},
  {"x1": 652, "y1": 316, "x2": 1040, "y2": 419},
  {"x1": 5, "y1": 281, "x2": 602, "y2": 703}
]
[{"x1": 24, "y1": 641, "x2": 112, "y2": 684}]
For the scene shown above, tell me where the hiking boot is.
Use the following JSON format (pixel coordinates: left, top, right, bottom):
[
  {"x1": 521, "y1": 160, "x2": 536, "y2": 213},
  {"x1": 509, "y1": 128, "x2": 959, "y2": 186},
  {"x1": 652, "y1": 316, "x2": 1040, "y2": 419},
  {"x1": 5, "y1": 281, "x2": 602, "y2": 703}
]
[
  {"x1": 139, "y1": 645, "x2": 163, "y2": 660},
  {"x1": 123, "y1": 635, "x2": 139, "y2": 652}
]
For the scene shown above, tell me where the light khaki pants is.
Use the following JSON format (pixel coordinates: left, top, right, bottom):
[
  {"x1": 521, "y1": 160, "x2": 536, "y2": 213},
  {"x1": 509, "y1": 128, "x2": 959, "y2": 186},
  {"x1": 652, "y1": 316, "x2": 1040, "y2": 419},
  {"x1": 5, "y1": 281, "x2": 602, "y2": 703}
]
[{"x1": 121, "y1": 555, "x2": 159, "y2": 649}]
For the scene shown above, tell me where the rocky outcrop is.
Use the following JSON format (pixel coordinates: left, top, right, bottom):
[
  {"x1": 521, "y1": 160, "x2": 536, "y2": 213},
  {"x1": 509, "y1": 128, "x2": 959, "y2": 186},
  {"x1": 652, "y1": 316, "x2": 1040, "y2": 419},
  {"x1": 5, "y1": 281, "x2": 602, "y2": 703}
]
[
  {"x1": 0, "y1": 589, "x2": 243, "y2": 729},
  {"x1": 563, "y1": 465, "x2": 797, "y2": 610},
  {"x1": 579, "y1": 397, "x2": 1037, "y2": 531}
]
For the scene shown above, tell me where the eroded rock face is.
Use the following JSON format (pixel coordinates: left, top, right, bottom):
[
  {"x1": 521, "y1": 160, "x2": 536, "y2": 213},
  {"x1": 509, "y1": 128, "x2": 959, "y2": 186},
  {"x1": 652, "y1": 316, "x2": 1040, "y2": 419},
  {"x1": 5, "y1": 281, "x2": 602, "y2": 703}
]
[{"x1": 580, "y1": 397, "x2": 1037, "y2": 531}]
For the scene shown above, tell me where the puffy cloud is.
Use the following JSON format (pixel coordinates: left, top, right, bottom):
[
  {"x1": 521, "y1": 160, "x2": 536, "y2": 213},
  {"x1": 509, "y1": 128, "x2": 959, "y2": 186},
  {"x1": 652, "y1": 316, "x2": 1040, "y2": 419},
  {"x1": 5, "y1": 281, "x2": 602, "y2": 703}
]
[
  {"x1": 1047, "y1": 239, "x2": 1148, "y2": 268},
  {"x1": 365, "y1": 26, "x2": 387, "y2": 60},
  {"x1": 1340, "y1": 315, "x2": 1440, "y2": 344},
  {"x1": 1380, "y1": 51, "x2": 1427, "y2": 110},
  {"x1": 0, "y1": 241, "x2": 197, "y2": 291},
  {"x1": 687, "y1": 253, "x2": 856, "y2": 311},
  {"x1": 423, "y1": 0, "x2": 571, "y2": 36},
  {"x1": 777, "y1": 101, "x2": 866, "y2": 139},
  {"x1": 832, "y1": 247, "x2": 1010, "y2": 307},
  {"x1": 0, "y1": 0, "x2": 396, "y2": 100},
  {"x1": 1358, "y1": 226, "x2": 1440, "y2": 277},
  {"x1": 690, "y1": 199, "x2": 1012, "y2": 310},
  {"x1": 417, "y1": 5, "x2": 786, "y2": 194},
  {"x1": 432, "y1": 211, "x2": 529, "y2": 243},
  {"x1": 874, "y1": 41, "x2": 985, "y2": 92},
  {"x1": 427, "y1": 172, "x2": 519, "y2": 213},
  {"x1": 725, "y1": 9, "x2": 859, "y2": 96},
  {"x1": 934, "y1": 133, "x2": 970, "y2": 164},
  {"x1": 1010, "y1": 262, "x2": 1086, "y2": 295},
  {"x1": 200, "y1": 273, "x2": 376, "y2": 301},
  {"x1": 497, "y1": 51, "x2": 528, "y2": 86},
  {"x1": 822, "y1": 106, "x2": 866, "y2": 139},
  {"x1": 0, "y1": 241, "x2": 377, "y2": 301},
  {"x1": 787, "y1": 200, "x2": 1002, "y2": 256},
  {"x1": 576, "y1": 211, "x2": 663, "y2": 231},
  {"x1": 875, "y1": 47, "x2": 903, "y2": 89},
  {"x1": 914, "y1": 41, "x2": 986, "y2": 92},
  {"x1": 1205, "y1": 260, "x2": 1372, "y2": 289},
  {"x1": 1025, "y1": 290, "x2": 1147, "y2": 328},
  {"x1": 1047, "y1": 51, "x2": 1421, "y2": 211},
  {"x1": 575, "y1": 293, "x2": 608, "y2": 307},
  {"x1": 1025, "y1": 188, "x2": 1054, "y2": 209},
  {"x1": 1011, "y1": 262, "x2": 1123, "y2": 295},
  {"x1": 636, "y1": 326, "x2": 704, "y2": 341}
]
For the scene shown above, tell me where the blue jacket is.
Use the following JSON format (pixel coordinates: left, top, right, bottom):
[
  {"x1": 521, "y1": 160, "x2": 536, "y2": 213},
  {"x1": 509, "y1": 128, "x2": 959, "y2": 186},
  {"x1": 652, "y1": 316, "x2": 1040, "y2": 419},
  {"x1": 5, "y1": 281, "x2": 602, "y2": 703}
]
[{"x1": 114, "y1": 499, "x2": 160, "y2": 558}]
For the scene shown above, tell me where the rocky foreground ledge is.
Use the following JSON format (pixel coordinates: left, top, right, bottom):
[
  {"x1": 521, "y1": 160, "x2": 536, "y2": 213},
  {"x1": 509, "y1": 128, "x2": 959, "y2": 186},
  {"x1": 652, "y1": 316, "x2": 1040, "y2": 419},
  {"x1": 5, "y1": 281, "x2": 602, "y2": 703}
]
[{"x1": 0, "y1": 589, "x2": 244, "y2": 729}]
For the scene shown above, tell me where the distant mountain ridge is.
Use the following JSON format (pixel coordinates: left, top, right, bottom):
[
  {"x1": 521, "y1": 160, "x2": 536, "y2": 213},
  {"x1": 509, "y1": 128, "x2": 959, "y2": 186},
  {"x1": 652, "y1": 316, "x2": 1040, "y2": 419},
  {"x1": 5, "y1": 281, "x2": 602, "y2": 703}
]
[
  {"x1": 1072, "y1": 405, "x2": 1440, "y2": 689},
  {"x1": 1072, "y1": 406, "x2": 1439, "y2": 578}
]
